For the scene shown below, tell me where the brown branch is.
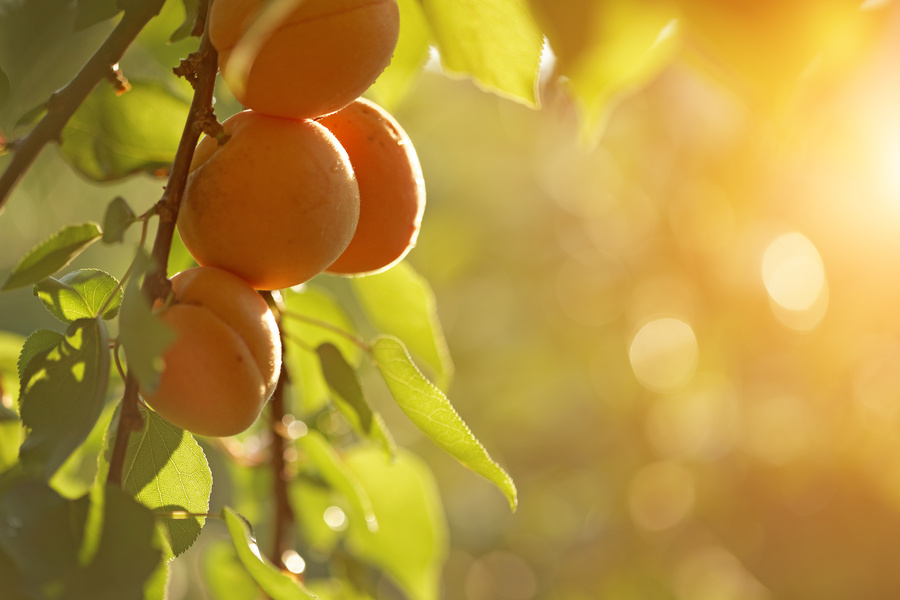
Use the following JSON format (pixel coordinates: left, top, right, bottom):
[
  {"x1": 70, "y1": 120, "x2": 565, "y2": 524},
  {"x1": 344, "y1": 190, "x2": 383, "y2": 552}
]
[
  {"x1": 0, "y1": 0, "x2": 166, "y2": 210},
  {"x1": 263, "y1": 292, "x2": 298, "y2": 572},
  {"x1": 108, "y1": 2, "x2": 219, "y2": 487}
]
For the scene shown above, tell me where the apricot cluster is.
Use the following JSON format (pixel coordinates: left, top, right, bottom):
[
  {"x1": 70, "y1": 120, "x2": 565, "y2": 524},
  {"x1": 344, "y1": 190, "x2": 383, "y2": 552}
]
[{"x1": 143, "y1": 0, "x2": 426, "y2": 437}]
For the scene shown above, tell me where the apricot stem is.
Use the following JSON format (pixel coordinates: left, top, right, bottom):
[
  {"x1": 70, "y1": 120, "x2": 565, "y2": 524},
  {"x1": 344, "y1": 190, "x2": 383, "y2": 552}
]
[{"x1": 0, "y1": 0, "x2": 167, "y2": 210}]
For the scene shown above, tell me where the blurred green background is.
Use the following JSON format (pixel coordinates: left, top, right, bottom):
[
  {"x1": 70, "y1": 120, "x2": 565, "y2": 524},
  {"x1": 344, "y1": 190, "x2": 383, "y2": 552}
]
[{"x1": 6, "y1": 0, "x2": 900, "y2": 598}]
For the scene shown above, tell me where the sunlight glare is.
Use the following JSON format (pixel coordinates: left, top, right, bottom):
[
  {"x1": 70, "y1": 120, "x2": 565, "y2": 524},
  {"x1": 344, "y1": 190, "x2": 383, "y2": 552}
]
[
  {"x1": 762, "y1": 232, "x2": 826, "y2": 312},
  {"x1": 629, "y1": 318, "x2": 699, "y2": 393}
]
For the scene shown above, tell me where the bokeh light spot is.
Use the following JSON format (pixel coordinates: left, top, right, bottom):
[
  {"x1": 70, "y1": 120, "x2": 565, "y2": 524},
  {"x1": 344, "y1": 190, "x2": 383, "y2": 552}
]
[
  {"x1": 323, "y1": 505, "x2": 347, "y2": 531},
  {"x1": 762, "y1": 232, "x2": 826, "y2": 312},
  {"x1": 629, "y1": 318, "x2": 699, "y2": 393},
  {"x1": 281, "y1": 549, "x2": 306, "y2": 574}
]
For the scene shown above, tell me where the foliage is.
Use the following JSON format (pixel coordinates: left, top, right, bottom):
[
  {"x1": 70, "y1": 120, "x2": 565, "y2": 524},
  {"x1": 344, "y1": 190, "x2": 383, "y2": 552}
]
[{"x1": 0, "y1": 0, "x2": 894, "y2": 598}]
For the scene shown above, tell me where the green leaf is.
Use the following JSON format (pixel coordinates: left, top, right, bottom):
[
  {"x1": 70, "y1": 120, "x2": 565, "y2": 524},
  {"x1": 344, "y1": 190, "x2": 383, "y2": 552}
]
[
  {"x1": 203, "y1": 540, "x2": 261, "y2": 600},
  {"x1": 169, "y1": 0, "x2": 200, "y2": 42},
  {"x1": 122, "y1": 409, "x2": 212, "y2": 560},
  {"x1": 18, "y1": 319, "x2": 110, "y2": 479},
  {"x1": 74, "y1": 0, "x2": 122, "y2": 29},
  {"x1": 344, "y1": 446, "x2": 447, "y2": 600},
  {"x1": 0, "y1": 66, "x2": 10, "y2": 108},
  {"x1": 283, "y1": 286, "x2": 362, "y2": 413},
  {"x1": 118, "y1": 271, "x2": 175, "y2": 394},
  {"x1": 287, "y1": 476, "x2": 343, "y2": 556},
  {"x1": 222, "y1": 507, "x2": 318, "y2": 600},
  {"x1": 1, "y1": 223, "x2": 102, "y2": 291},
  {"x1": 0, "y1": 479, "x2": 162, "y2": 600},
  {"x1": 316, "y1": 342, "x2": 396, "y2": 459},
  {"x1": 371, "y1": 336, "x2": 517, "y2": 511},
  {"x1": 60, "y1": 80, "x2": 189, "y2": 181},
  {"x1": 351, "y1": 262, "x2": 453, "y2": 389},
  {"x1": 17, "y1": 329, "x2": 63, "y2": 384},
  {"x1": 101, "y1": 196, "x2": 137, "y2": 244},
  {"x1": 530, "y1": 0, "x2": 679, "y2": 141},
  {"x1": 421, "y1": 0, "x2": 543, "y2": 106},
  {"x1": 0, "y1": 330, "x2": 25, "y2": 409},
  {"x1": 34, "y1": 269, "x2": 123, "y2": 323},
  {"x1": 299, "y1": 430, "x2": 377, "y2": 531},
  {"x1": 369, "y1": 0, "x2": 432, "y2": 109}
]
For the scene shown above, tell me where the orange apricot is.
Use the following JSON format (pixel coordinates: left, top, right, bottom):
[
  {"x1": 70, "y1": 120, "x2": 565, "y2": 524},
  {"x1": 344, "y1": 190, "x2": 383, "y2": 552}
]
[
  {"x1": 142, "y1": 267, "x2": 282, "y2": 437},
  {"x1": 210, "y1": 0, "x2": 400, "y2": 120},
  {"x1": 319, "y1": 98, "x2": 425, "y2": 276},
  {"x1": 177, "y1": 110, "x2": 360, "y2": 290}
]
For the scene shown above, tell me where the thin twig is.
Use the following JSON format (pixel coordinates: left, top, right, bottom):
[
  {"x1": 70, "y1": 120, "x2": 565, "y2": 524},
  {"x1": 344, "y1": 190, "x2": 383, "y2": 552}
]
[
  {"x1": 0, "y1": 0, "x2": 166, "y2": 209},
  {"x1": 108, "y1": 1, "x2": 219, "y2": 487},
  {"x1": 280, "y1": 309, "x2": 371, "y2": 352}
]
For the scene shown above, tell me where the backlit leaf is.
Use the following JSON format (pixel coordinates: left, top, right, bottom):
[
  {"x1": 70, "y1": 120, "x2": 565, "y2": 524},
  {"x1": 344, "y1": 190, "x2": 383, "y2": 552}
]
[
  {"x1": 316, "y1": 342, "x2": 395, "y2": 459},
  {"x1": 344, "y1": 446, "x2": 447, "y2": 600},
  {"x1": 283, "y1": 286, "x2": 361, "y2": 413},
  {"x1": 0, "y1": 330, "x2": 25, "y2": 409},
  {"x1": 371, "y1": 336, "x2": 517, "y2": 511},
  {"x1": 122, "y1": 409, "x2": 212, "y2": 560},
  {"x1": 34, "y1": 269, "x2": 122, "y2": 323},
  {"x1": 170, "y1": 0, "x2": 200, "y2": 42},
  {"x1": 203, "y1": 540, "x2": 260, "y2": 600},
  {"x1": 101, "y1": 196, "x2": 137, "y2": 244},
  {"x1": 1, "y1": 223, "x2": 102, "y2": 291},
  {"x1": 18, "y1": 318, "x2": 110, "y2": 479},
  {"x1": 351, "y1": 262, "x2": 453, "y2": 389},
  {"x1": 223, "y1": 507, "x2": 318, "y2": 600},
  {"x1": 369, "y1": 0, "x2": 432, "y2": 109},
  {"x1": 421, "y1": 0, "x2": 543, "y2": 106},
  {"x1": 60, "y1": 80, "x2": 189, "y2": 181},
  {"x1": 299, "y1": 430, "x2": 378, "y2": 531}
]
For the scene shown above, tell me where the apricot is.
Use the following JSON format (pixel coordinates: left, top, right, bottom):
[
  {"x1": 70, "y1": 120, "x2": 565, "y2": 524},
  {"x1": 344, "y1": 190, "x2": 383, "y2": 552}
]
[
  {"x1": 142, "y1": 267, "x2": 282, "y2": 437},
  {"x1": 177, "y1": 110, "x2": 360, "y2": 290},
  {"x1": 210, "y1": 0, "x2": 400, "y2": 120},
  {"x1": 319, "y1": 98, "x2": 425, "y2": 275}
]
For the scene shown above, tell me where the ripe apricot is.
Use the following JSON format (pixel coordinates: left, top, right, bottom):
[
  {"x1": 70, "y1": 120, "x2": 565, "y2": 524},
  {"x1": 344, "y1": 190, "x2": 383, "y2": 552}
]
[
  {"x1": 178, "y1": 110, "x2": 360, "y2": 290},
  {"x1": 142, "y1": 267, "x2": 282, "y2": 437},
  {"x1": 210, "y1": 0, "x2": 400, "y2": 120},
  {"x1": 319, "y1": 98, "x2": 425, "y2": 275}
]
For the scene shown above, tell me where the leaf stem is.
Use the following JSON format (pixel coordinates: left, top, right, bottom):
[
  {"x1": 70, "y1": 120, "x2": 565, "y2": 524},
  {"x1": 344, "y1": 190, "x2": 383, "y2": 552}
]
[
  {"x1": 280, "y1": 309, "x2": 371, "y2": 352},
  {"x1": 0, "y1": 0, "x2": 167, "y2": 210},
  {"x1": 97, "y1": 215, "x2": 150, "y2": 319}
]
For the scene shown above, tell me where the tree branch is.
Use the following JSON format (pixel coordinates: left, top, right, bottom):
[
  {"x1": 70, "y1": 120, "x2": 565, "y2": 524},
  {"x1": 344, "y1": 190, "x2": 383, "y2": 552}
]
[
  {"x1": 108, "y1": 3, "x2": 219, "y2": 487},
  {"x1": 0, "y1": 0, "x2": 166, "y2": 210}
]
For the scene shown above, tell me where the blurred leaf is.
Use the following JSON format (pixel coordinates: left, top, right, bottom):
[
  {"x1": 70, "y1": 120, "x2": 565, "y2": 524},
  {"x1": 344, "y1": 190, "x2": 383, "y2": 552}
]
[
  {"x1": 530, "y1": 0, "x2": 679, "y2": 141},
  {"x1": 203, "y1": 539, "x2": 260, "y2": 600},
  {"x1": 351, "y1": 262, "x2": 453, "y2": 389},
  {"x1": 60, "y1": 80, "x2": 189, "y2": 181},
  {"x1": 299, "y1": 430, "x2": 378, "y2": 531},
  {"x1": 316, "y1": 342, "x2": 396, "y2": 459},
  {"x1": 369, "y1": 0, "x2": 432, "y2": 109},
  {"x1": 371, "y1": 336, "x2": 517, "y2": 511},
  {"x1": 0, "y1": 66, "x2": 9, "y2": 108},
  {"x1": 122, "y1": 409, "x2": 211, "y2": 560},
  {"x1": 287, "y1": 476, "x2": 342, "y2": 555},
  {"x1": 283, "y1": 286, "x2": 361, "y2": 413},
  {"x1": 222, "y1": 507, "x2": 318, "y2": 600},
  {"x1": 34, "y1": 269, "x2": 122, "y2": 323},
  {"x1": 0, "y1": 478, "x2": 161, "y2": 599},
  {"x1": 420, "y1": 0, "x2": 543, "y2": 106},
  {"x1": 18, "y1": 319, "x2": 110, "y2": 479},
  {"x1": 344, "y1": 446, "x2": 447, "y2": 600},
  {"x1": 119, "y1": 270, "x2": 175, "y2": 394},
  {"x1": 0, "y1": 330, "x2": 25, "y2": 409},
  {"x1": 1, "y1": 222, "x2": 102, "y2": 291},
  {"x1": 305, "y1": 578, "x2": 376, "y2": 600},
  {"x1": 101, "y1": 196, "x2": 137, "y2": 244},
  {"x1": 142, "y1": 557, "x2": 169, "y2": 600},
  {"x1": 74, "y1": 0, "x2": 122, "y2": 30},
  {"x1": 169, "y1": 0, "x2": 199, "y2": 42}
]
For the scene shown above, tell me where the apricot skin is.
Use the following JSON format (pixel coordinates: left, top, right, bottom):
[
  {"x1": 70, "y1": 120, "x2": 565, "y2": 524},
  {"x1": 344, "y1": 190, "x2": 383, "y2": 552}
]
[
  {"x1": 211, "y1": 0, "x2": 400, "y2": 120},
  {"x1": 178, "y1": 110, "x2": 360, "y2": 291},
  {"x1": 319, "y1": 98, "x2": 425, "y2": 275},
  {"x1": 142, "y1": 267, "x2": 282, "y2": 437}
]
